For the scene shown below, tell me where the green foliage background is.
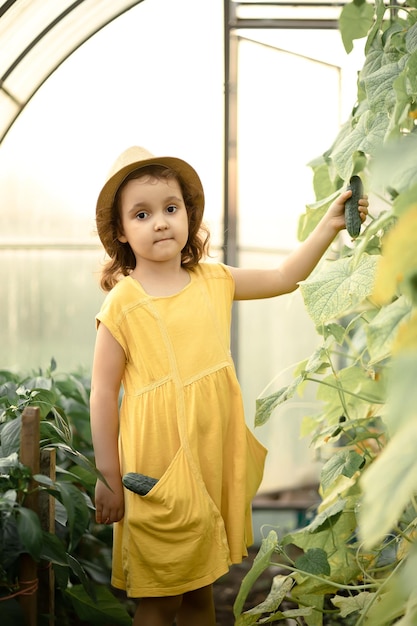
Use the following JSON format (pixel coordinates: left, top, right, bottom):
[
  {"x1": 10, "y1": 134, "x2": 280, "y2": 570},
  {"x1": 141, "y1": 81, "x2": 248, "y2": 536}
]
[
  {"x1": 0, "y1": 361, "x2": 131, "y2": 625},
  {"x1": 235, "y1": 1, "x2": 417, "y2": 624}
]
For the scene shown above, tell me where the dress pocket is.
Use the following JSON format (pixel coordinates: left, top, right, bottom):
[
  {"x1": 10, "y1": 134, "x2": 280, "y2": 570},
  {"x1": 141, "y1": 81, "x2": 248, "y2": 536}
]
[{"x1": 124, "y1": 447, "x2": 230, "y2": 585}]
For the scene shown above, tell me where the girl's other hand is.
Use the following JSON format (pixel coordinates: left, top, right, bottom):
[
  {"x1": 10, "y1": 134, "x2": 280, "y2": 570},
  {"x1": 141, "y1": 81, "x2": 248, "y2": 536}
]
[{"x1": 95, "y1": 476, "x2": 125, "y2": 525}]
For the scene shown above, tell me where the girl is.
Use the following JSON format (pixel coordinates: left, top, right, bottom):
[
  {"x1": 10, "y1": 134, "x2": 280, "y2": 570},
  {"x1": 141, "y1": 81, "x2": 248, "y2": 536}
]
[{"x1": 90, "y1": 146, "x2": 368, "y2": 626}]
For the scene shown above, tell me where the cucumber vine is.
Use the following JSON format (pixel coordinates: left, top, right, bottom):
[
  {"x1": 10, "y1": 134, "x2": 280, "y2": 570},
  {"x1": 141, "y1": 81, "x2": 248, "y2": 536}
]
[{"x1": 235, "y1": 1, "x2": 417, "y2": 624}]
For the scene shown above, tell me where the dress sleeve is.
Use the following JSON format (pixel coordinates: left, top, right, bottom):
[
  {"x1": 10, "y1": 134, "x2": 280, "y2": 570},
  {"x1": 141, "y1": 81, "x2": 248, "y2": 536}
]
[
  {"x1": 197, "y1": 262, "x2": 235, "y2": 302},
  {"x1": 95, "y1": 283, "x2": 128, "y2": 355}
]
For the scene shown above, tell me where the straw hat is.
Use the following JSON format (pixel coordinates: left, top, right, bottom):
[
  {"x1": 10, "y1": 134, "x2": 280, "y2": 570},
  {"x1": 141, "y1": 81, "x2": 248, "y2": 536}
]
[{"x1": 96, "y1": 146, "x2": 205, "y2": 255}]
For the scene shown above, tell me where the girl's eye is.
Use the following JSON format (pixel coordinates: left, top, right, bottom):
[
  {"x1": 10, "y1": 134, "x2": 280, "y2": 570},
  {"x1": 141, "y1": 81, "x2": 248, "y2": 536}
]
[
  {"x1": 136, "y1": 211, "x2": 148, "y2": 220},
  {"x1": 166, "y1": 205, "x2": 177, "y2": 214}
]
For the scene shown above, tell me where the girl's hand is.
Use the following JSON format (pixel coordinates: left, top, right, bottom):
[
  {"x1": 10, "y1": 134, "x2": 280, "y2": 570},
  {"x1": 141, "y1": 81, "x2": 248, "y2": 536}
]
[
  {"x1": 95, "y1": 476, "x2": 125, "y2": 525},
  {"x1": 326, "y1": 189, "x2": 369, "y2": 233}
]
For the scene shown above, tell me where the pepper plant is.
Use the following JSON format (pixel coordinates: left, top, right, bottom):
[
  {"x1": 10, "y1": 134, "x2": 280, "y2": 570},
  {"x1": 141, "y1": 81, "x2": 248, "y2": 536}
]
[
  {"x1": 0, "y1": 359, "x2": 131, "y2": 625},
  {"x1": 234, "y1": 1, "x2": 417, "y2": 624}
]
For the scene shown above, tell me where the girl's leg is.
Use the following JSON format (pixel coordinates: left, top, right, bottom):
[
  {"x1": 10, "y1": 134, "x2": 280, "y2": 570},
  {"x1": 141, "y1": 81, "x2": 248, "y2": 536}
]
[
  {"x1": 133, "y1": 595, "x2": 182, "y2": 626},
  {"x1": 176, "y1": 585, "x2": 216, "y2": 626}
]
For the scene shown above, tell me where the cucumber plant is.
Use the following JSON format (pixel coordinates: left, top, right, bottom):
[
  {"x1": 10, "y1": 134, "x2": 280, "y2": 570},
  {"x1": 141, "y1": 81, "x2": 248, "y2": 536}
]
[{"x1": 234, "y1": 1, "x2": 417, "y2": 624}]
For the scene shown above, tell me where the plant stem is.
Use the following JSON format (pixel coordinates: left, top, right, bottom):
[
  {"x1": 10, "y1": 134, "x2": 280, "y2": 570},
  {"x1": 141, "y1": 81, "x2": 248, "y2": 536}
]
[
  {"x1": 270, "y1": 561, "x2": 379, "y2": 592},
  {"x1": 355, "y1": 557, "x2": 406, "y2": 625},
  {"x1": 305, "y1": 376, "x2": 383, "y2": 404}
]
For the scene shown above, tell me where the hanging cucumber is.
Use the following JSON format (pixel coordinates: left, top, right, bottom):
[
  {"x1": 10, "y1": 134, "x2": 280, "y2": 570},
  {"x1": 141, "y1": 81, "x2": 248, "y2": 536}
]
[
  {"x1": 345, "y1": 175, "x2": 363, "y2": 238},
  {"x1": 122, "y1": 472, "x2": 158, "y2": 496}
]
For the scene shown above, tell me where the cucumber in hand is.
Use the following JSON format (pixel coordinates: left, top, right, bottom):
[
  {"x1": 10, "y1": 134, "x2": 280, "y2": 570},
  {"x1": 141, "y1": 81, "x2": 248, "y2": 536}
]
[{"x1": 345, "y1": 175, "x2": 363, "y2": 239}]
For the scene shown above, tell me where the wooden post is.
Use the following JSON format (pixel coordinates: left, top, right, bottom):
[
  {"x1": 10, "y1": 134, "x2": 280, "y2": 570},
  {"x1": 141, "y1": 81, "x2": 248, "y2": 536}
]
[
  {"x1": 18, "y1": 406, "x2": 40, "y2": 626},
  {"x1": 38, "y1": 448, "x2": 56, "y2": 625}
]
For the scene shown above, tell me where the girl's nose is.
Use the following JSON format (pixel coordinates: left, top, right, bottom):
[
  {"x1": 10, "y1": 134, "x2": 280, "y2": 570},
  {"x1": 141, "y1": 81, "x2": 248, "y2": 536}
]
[{"x1": 155, "y1": 218, "x2": 169, "y2": 231}]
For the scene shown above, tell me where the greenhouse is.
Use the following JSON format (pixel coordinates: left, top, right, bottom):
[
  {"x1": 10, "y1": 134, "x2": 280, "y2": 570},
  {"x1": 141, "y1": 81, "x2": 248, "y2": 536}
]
[
  {"x1": 0, "y1": 0, "x2": 364, "y2": 491},
  {"x1": 1, "y1": 1, "x2": 417, "y2": 625}
]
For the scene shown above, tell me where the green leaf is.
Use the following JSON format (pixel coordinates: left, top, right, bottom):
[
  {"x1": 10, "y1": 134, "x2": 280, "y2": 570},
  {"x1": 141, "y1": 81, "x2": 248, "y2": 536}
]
[
  {"x1": 393, "y1": 183, "x2": 417, "y2": 217},
  {"x1": 364, "y1": 0, "x2": 388, "y2": 55},
  {"x1": 0, "y1": 451, "x2": 20, "y2": 472},
  {"x1": 48, "y1": 405, "x2": 72, "y2": 441},
  {"x1": 40, "y1": 531, "x2": 68, "y2": 565},
  {"x1": 0, "y1": 491, "x2": 18, "y2": 510},
  {"x1": 284, "y1": 498, "x2": 359, "y2": 587},
  {"x1": 320, "y1": 322, "x2": 346, "y2": 344},
  {"x1": 0, "y1": 417, "x2": 22, "y2": 456},
  {"x1": 299, "y1": 254, "x2": 378, "y2": 327},
  {"x1": 54, "y1": 563, "x2": 70, "y2": 591},
  {"x1": 255, "y1": 339, "x2": 333, "y2": 426},
  {"x1": 360, "y1": 419, "x2": 417, "y2": 548},
  {"x1": 370, "y1": 132, "x2": 417, "y2": 199},
  {"x1": 316, "y1": 364, "x2": 386, "y2": 425},
  {"x1": 365, "y1": 60, "x2": 404, "y2": 114},
  {"x1": 294, "y1": 593, "x2": 324, "y2": 626},
  {"x1": 16, "y1": 507, "x2": 43, "y2": 560},
  {"x1": 40, "y1": 419, "x2": 72, "y2": 446},
  {"x1": 234, "y1": 613, "x2": 258, "y2": 626},
  {"x1": 55, "y1": 482, "x2": 91, "y2": 550},
  {"x1": 367, "y1": 296, "x2": 412, "y2": 364},
  {"x1": 55, "y1": 373, "x2": 89, "y2": 406},
  {"x1": 66, "y1": 583, "x2": 131, "y2": 625},
  {"x1": 25, "y1": 376, "x2": 53, "y2": 392},
  {"x1": 28, "y1": 388, "x2": 56, "y2": 419},
  {"x1": 233, "y1": 530, "x2": 279, "y2": 617},
  {"x1": 46, "y1": 442, "x2": 103, "y2": 482},
  {"x1": 306, "y1": 499, "x2": 346, "y2": 533},
  {"x1": 406, "y1": 21, "x2": 417, "y2": 54},
  {"x1": 365, "y1": 586, "x2": 407, "y2": 625},
  {"x1": 330, "y1": 110, "x2": 388, "y2": 180},
  {"x1": 339, "y1": 1, "x2": 375, "y2": 54},
  {"x1": 321, "y1": 450, "x2": 364, "y2": 491},
  {"x1": 0, "y1": 515, "x2": 24, "y2": 569},
  {"x1": 255, "y1": 385, "x2": 296, "y2": 427},
  {"x1": 311, "y1": 161, "x2": 337, "y2": 200},
  {"x1": 67, "y1": 554, "x2": 96, "y2": 598},
  {"x1": 295, "y1": 548, "x2": 331, "y2": 576},
  {"x1": 55, "y1": 464, "x2": 97, "y2": 490},
  {"x1": 384, "y1": 353, "x2": 417, "y2": 436},
  {"x1": 332, "y1": 591, "x2": 377, "y2": 617},
  {"x1": 298, "y1": 190, "x2": 339, "y2": 241},
  {"x1": 349, "y1": 209, "x2": 394, "y2": 266},
  {"x1": 386, "y1": 52, "x2": 417, "y2": 139},
  {"x1": 373, "y1": 206, "x2": 417, "y2": 306},
  {"x1": 237, "y1": 574, "x2": 294, "y2": 622},
  {"x1": 367, "y1": 550, "x2": 417, "y2": 622},
  {"x1": 263, "y1": 606, "x2": 314, "y2": 623}
]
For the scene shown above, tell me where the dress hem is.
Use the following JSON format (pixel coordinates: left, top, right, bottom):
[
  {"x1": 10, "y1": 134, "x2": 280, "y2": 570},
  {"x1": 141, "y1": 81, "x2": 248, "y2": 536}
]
[{"x1": 111, "y1": 561, "x2": 231, "y2": 598}]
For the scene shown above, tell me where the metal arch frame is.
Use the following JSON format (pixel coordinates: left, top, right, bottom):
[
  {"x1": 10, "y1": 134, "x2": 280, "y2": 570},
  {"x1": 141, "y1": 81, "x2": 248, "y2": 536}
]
[
  {"x1": 223, "y1": 0, "x2": 341, "y2": 360},
  {"x1": 0, "y1": 0, "x2": 145, "y2": 145}
]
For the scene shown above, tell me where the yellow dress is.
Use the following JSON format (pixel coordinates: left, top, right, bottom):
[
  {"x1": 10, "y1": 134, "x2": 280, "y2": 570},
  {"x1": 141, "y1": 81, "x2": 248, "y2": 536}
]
[{"x1": 96, "y1": 262, "x2": 267, "y2": 598}]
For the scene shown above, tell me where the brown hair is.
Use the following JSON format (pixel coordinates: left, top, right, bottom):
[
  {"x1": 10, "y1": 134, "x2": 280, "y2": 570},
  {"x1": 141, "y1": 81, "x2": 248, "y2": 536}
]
[{"x1": 98, "y1": 165, "x2": 210, "y2": 291}]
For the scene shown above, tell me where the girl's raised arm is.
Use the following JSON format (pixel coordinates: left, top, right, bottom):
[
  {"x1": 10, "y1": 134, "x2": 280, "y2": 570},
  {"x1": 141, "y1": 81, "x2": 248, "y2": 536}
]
[
  {"x1": 90, "y1": 323, "x2": 126, "y2": 524},
  {"x1": 229, "y1": 189, "x2": 368, "y2": 301}
]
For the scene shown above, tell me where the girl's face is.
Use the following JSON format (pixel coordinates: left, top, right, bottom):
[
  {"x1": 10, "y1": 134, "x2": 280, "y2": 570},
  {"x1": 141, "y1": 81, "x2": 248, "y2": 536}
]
[{"x1": 117, "y1": 174, "x2": 189, "y2": 267}]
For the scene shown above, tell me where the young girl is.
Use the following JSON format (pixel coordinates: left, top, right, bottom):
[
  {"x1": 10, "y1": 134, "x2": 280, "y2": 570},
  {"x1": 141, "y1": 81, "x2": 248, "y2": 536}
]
[{"x1": 90, "y1": 146, "x2": 368, "y2": 626}]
